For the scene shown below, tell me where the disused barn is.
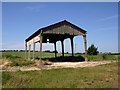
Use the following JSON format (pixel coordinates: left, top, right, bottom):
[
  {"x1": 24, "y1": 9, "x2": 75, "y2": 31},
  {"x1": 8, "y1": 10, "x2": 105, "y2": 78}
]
[{"x1": 25, "y1": 20, "x2": 87, "y2": 61}]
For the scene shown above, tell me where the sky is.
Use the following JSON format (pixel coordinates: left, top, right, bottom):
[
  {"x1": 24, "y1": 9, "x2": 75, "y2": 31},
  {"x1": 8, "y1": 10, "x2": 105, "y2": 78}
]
[{"x1": 2, "y1": 2, "x2": 118, "y2": 53}]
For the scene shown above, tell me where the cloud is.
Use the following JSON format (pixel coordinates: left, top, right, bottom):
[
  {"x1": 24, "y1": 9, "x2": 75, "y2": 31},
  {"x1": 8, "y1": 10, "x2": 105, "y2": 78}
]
[
  {"x1": 97, "y1": 15, "x2": 118, "y2": 22},
  {"x1": 96, "y1": 27, "x2": 117, "y2": 31}
]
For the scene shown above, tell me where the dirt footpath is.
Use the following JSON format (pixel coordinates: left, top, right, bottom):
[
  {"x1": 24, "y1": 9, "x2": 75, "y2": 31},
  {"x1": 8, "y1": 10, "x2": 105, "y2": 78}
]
[
  {"x1": 1, "y1": 60, "x2": 117, "y2": 71},
  {"x1": 45, "y1": 60, "x2": 117, "y2": 69}
]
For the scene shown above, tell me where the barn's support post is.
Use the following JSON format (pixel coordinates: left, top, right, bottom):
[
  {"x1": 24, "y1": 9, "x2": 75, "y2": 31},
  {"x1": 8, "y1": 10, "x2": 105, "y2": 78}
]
[
  {"x1": 61, "y1": 39, "x2": 64, "y2": 57},
  {"x1": 54, "y1": 41, "x2": 57, "y2": 58},
  {"x1": 70, "y1": 36, "x2": 74, "y2": 57},
  {"x1": 25, "y1": 42, "x2": 27, "y2": 59},
  {"x1": 40, "y1": 31, "x2": 43, "y2": 61},
  {"x1": 83, "y1": 34, "x2": 88, "y2": 62},
  {"x1": 28, "y1": 44, "x2": 31, "y2": 60},
  {"x1": 33, "y1": 40, "x2": 35, "y2": 60}
]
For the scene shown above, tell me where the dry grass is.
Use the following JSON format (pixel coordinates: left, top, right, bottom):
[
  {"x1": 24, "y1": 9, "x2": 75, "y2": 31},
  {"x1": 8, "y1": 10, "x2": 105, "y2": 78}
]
[{"x1": 0, "y1": 59, "x2": 11, "y2": 65}]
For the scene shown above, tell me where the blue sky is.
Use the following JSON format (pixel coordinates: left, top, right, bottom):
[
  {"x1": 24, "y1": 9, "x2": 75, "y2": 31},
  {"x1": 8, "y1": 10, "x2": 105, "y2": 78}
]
[{"x1": 2, "y1": 2, "x2": 118, "y2": 53}]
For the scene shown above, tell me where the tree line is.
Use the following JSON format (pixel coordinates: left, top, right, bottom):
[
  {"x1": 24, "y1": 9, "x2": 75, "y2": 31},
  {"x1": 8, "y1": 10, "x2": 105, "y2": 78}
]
[{"x1": 1, "y1": 44, "x2": 119, "y2": 55}]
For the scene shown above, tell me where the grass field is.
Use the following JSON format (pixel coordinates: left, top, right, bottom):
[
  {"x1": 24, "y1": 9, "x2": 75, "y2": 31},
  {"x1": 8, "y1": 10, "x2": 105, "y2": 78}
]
[
  {"x1": 1, "y1": 51, "x2": 119, "y2": 88},
  {"x1": 1, "y1": 51, "x2": 72, "y2": 66},
  {"x1": 1, "y1": 51, "x2": 119, "y2": 66},
  {"x1": 2, "y1": 51, "x2": 119, "y2": 60},
  {"x1": 2, "y1": 51, "x2": 71, "y2": 59},
  {"x1": 2, "y1": 62, "x2": 118, "y2": 88}
]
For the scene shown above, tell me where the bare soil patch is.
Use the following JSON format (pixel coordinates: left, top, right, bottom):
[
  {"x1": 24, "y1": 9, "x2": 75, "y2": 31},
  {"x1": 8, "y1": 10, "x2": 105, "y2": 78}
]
[{"x1": 0, "y1": 60, "x2": 117, "y2": 71}]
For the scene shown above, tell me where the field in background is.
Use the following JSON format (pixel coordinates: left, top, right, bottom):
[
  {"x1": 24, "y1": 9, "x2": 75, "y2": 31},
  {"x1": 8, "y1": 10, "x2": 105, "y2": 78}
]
[
  {"x1": 2, "y1": 51, "x2": 119, "y2": 60},
  {"x1": 2, "y1": 51, "x2": 71, "y2": 59},
  {"x1": 2, "y1": 62, "x2": 118, "y2": 88},
  {"x1": 1, "y1": 51, "x2": 119, "y2": 66}
]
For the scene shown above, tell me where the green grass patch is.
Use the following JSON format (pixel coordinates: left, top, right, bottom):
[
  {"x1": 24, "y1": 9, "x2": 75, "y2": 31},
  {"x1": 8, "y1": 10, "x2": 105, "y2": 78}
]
[
  {"x1": 1, "y1": 54, "x2": 34, "y2": 66},
  {"x1": 87, "y1": 54, "x2": 118, "y2": 61},
  {"x1": 2, "y1": 51, "x2": 65, "y2": 59},
  {"x1": 2, "y1": 62, "x2": 118, "y2": 88},
  {"x1": 2, "y1": 51, "x2": 119, "y2": 61}
]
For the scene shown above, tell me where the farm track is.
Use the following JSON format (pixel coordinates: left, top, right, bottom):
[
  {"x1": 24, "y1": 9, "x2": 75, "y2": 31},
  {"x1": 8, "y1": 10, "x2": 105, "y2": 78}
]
[{"x1": 0, "y1": 60, "x2": 117, "y2": 71}]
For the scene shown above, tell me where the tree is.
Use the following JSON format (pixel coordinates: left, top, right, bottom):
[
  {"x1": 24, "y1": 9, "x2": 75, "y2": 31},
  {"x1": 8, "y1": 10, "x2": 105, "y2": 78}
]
[
  {"x1": 44, "y1": 50, "x2": 51, "y2": 52},
  {"x1": 87, "y1": 44, "x2": 99, "y2": 55},
  {"x1": 52, "y1": 50, "x2": 58, "y2": 53},
  {"x1": 66, "y1": 52, "x2": 69, "y2": 54}
]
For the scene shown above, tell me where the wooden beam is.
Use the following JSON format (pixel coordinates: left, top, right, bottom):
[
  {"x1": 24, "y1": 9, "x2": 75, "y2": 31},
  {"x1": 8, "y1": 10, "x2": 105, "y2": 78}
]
[
  {"x1": 54, "y1": 41, "x2": 57, "y2": 58},
  {"x1": 70, "y1": 36, "x2": 74, "y2": 57},
  {"x1": 83, "y1": 34, "x2": 88, "y2": 61},
  {"x1": 61, "y1": 40, "x2": 64, "y2": 57},
  {"x1": 25, "y1": 42, "x2": 27, "y2": 59},
  {"x1": 28, "y1": 44, "x2": 31, "y2": 60},
  {"x1": 33, "y1": 41, "x2": 35, "y2": 60},
  {"x1": 40, "y1": 31, "x2": 43, "y2": 61}
]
